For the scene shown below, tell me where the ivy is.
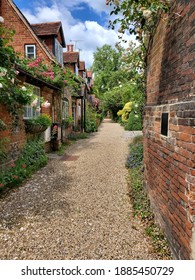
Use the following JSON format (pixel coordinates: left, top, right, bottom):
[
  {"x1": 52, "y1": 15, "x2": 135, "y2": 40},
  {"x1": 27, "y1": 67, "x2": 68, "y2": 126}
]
[{"x1": 0, "y1": 137, "x2": 48, "y2": 192}]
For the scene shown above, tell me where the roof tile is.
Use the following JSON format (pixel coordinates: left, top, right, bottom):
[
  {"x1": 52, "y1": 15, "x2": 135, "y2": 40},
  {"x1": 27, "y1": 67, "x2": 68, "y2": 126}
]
[
  {"x1": 31, "y1": 22, "x2": 62, "y2": 36},
  {"x1": 63, "y1": 52, "x2": 79, "y2": 63}
]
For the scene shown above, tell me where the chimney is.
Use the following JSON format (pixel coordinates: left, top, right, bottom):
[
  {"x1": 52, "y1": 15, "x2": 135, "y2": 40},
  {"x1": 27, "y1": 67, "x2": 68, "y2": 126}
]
[{"x1": 67, "y1": 44, "x2": 74, "y2": 52}]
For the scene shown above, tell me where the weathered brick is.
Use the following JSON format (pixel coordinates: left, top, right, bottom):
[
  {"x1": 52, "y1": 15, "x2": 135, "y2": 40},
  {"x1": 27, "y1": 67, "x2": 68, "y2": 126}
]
[{"x1": 144, "y1": 0, "x2": 195, "y2": 260}]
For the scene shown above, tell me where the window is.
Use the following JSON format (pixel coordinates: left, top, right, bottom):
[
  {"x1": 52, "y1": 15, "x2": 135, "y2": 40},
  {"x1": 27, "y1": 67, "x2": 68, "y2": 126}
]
[
  {"x1": 62, "y1": 100, "x2": 69, "y2": 120},
  {"x1": 161, "y1": 112, "x2": 169, "y2": 136},
  {"x1": 23, "y1": 86, "x2": 41, "y2": 119},
  {"x1": 54, "y1": 39, "x2": 63, "y2": 65},
  {"x1": 75, "y1": 65, "x2": 79, "y2": 76},
  {"x1": 83, "y1": 72, "x2": 86, "y2": 79},
  {"x1": 25, "y1": 45, "x2": 36, "y2": 58}
]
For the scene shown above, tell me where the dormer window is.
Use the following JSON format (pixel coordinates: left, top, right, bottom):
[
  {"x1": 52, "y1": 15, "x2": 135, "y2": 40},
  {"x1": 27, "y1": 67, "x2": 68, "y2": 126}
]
[
  {"x1": 54, "y1": 39, "x2": 63, "y2": 65},
  {"x1": 25, "y1": 44, "x2": 36, "y2": 58}
]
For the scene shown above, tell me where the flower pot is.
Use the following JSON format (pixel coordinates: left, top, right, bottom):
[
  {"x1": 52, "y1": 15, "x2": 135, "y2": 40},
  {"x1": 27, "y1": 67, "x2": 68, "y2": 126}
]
[{"x1": 24, "y1": 121, "x2": 47, "y2": 134}]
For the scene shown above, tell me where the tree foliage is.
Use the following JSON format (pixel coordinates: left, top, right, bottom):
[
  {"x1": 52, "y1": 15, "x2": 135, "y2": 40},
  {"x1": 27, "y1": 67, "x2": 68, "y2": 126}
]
[
  {"x1": 107, "y1": 0, "x2": 171, "y2": 50},
  {"x1": 92, "y1": 44, "x2": 126, "y2": 95},
  {"x1": 92, "y1": 42, "x2": 144, "y2": 125}
]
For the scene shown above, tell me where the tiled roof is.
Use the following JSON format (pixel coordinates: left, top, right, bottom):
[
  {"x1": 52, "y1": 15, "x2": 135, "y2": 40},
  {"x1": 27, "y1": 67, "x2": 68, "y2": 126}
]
[
  {"x1": 31, "y1": 22, "x2": 62, "y2": 36},
  {"x1": 79, "y1": 61, "x2": 85, "y2": 71},
  {"x1": 31, "y1": 21, "x2": 66, "y2": 47},
  {"x1": 63, "y1": 52, "x2": 79, "y2": 63}
]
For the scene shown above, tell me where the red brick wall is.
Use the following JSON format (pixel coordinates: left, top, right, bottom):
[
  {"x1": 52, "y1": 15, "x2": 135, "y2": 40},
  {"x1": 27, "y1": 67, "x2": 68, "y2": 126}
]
[
  {"x1": 0, "y1": 104, "x2": 26, "y2": 164},
  {"x1": 144, "y1": 0, "x2": 195, "y2": 259},
  {"x1": 1, "y1": 0, "x2": 51, "y2": 62},
  {"x1": 41, "y1": 86, "x2": 53, "y2": 118},
  {"x1": 65, "y1": 64, "x2": 75, "y2": 74},
  {"x1": 43, "y1": 37, "x2": 53, "y2": 54}
]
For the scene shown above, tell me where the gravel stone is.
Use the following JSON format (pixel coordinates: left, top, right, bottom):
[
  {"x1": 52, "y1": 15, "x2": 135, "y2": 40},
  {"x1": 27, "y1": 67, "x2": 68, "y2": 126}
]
[{"x1": 0, "y1": 119, "x2": 159, "y2": 259}]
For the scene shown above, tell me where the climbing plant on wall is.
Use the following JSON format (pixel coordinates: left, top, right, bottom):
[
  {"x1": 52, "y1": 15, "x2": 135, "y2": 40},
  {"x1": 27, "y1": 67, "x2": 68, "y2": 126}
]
[{"x1": 0, "y1": 23, "x2": 37, "y2": 123}]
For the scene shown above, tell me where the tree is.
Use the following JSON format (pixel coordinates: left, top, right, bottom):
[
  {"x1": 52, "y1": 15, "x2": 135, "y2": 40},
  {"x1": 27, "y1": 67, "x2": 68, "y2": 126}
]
[
  {"x1": 107, "y1": 0, "x2": 171, "y2": 49},
  {"x1": 92, "y1": 44, "x2": 130, "y2": 96}
]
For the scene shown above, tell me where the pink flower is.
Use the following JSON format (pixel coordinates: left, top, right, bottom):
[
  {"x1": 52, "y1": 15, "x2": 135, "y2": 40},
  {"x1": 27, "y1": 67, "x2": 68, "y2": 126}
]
[
  {"x1": 22, "y1": 164, "x2": 26, "y2": 169},
  {"x1": 64, "y1": 80, "x2": 67, "y2": 84},
  {"x1": 53, "y1": 125, "x2": 58, "y2": 129},
  {"x1": 10, "y1": 162, "x2": 15, "y2": 168},
  {"x1": 28, "y1": 62, "x2": 35, "y2": 68},
  {"x1": 31, "y1": 98, "x2": 38, "y2": 107},
  {"x1": 0, "y1": 183, "x2": 4, "y2": 187},
  {"x1": 13, "y1": 175, "x2": 18, "y2": 179},
  {"x1": 36, "y1": 57, "x2": 42, "y2": 63},
  {"x1": 41, "y1": 101, "x2": 50, "y2": 108},
  {"x1": 36, "y1": 107, "x2": 41, "y2": 112}
]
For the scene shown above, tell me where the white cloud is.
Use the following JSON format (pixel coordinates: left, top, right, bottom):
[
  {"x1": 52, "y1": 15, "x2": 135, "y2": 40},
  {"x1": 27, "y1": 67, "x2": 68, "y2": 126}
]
[
  {"x1": 21, "y1": 0, "x2": 133, "y2": 69},
  {"x1": 49, "y1": 0, "x2": 111, "y2": 14}
]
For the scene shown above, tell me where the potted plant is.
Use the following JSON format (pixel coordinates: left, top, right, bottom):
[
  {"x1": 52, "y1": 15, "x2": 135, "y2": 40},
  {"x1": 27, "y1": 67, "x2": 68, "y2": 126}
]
[
  {"x1": 63, "y1": 115, "x2": 74, "y2": 129},
  {"x1": 24, "y1": 114, "x2": 52, "y2": 134}
]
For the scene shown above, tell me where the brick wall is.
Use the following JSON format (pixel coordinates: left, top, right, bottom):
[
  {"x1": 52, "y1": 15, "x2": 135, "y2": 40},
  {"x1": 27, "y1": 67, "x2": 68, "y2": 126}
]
[
  {"x1": 41, "y1": 86, "x2": 53, "y2": 117},
  {"x1": 144, "y1": 0, "x2": 195, "y2": 259},
  {"x1": 0, "y1": 104, "x2": 26, "y2": 164}
]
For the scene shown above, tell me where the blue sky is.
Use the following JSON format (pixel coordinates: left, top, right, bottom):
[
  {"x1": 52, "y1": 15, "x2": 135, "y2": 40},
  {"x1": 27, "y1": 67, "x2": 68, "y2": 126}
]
[
  {"x1": 13, "y1": 0, "x2": 132, "y2": 68},
  {"x1": 14, "y1": 0, "x2": 108, "y2": 26}
]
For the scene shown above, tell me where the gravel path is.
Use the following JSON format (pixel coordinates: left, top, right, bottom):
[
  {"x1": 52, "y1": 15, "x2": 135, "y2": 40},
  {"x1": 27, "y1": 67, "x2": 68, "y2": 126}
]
[{"x1": 0, "y1": 119, "x2": 158, "y2": 260}]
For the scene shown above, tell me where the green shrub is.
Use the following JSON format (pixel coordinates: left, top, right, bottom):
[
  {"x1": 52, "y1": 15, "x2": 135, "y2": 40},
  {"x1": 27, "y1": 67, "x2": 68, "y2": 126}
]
[
  {"x1": 85, "y1": 104, "x2": 97, "y2": 133},
  {"x1": 0, "y1": 138, "x2": 48, "y2": 191},
  {"x1": 25, "y1": 114, "x2": 52, "y2": 128},
  {"x1": 126, "y1": 142, "x2": 143, "y2": 169},
  {"x1": 125, "y1": 111, "x2": 142, "y2": 131},
  {"x1": 76, "y1": 132, "x2": 88, "y2": 139},
  {"x1": 0, "y1": 119, "x2": 6, "y2": 131}
]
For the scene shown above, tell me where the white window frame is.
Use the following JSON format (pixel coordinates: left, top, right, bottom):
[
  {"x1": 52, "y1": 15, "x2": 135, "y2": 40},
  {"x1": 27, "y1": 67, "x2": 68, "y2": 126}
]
[
  {"x1": 25, "y1": 44, "x2": 36, "y2": 59},
  {"x1": 23, "y1": 85, "x2": 41, "y2": 119}
]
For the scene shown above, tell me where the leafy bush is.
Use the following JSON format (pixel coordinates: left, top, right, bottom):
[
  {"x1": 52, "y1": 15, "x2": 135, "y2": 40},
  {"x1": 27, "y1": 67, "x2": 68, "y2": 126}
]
[
  {"x1": 62, "y1": 115, "x2": 73, "y2": 128},
  {"x1": 0, "y1": 119, "x2": 6, "y2": 131},
  {"x1": 0, "y1": 138, "x2": 48, "y2": 191},
  {"x1": 126, "y1": 142, "x2": 143, "y2": 169},
  {"x1": 76, "y1": 132, "x2": 88, "y2": 139},
  {"x1": 0, "y1": 138, "x2": 9, "y2": 163},
  {"x1": 124, "y1": 110, "x2": 142, "y2": 131},
  {"x1": 67, "y1": 132, "x2": 88, "y2": 141},
  {"x1": 25, "y1": 114, "x2": 52, "y2": 128},
  {"x1": 85, "y1": 104, "x2": 97, "y2": 133}
]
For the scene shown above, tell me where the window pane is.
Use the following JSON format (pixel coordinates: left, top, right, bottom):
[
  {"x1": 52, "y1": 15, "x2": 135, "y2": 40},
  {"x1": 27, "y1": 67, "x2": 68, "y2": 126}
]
[
  {"x1": 27, "y1": 53, "x2": 35, "y2": 58},
  {"x1": 23, "y1": 85, "x2": 41, "y2": 119},
  {"x1": 27, "y1": 46, "x2": 34, "y2": 53},
  {"x1": 55, "y1": 39, "x2": 63, "y2": 65},
  {"x1": 25, "y1": 45, "x2": 36, "y2": 59}
]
